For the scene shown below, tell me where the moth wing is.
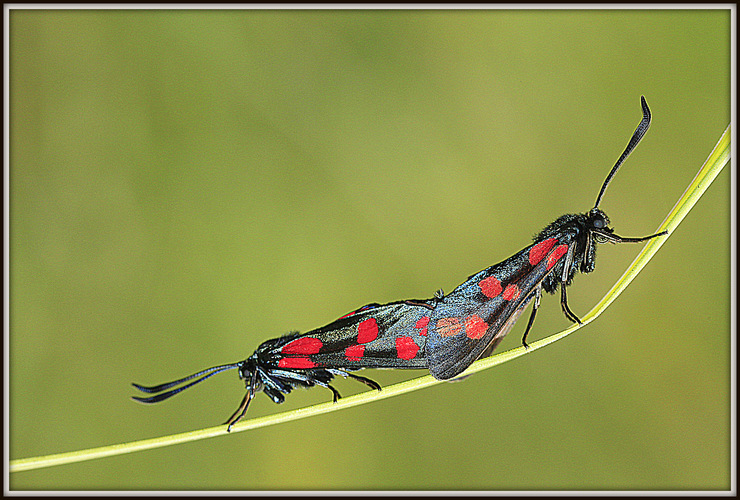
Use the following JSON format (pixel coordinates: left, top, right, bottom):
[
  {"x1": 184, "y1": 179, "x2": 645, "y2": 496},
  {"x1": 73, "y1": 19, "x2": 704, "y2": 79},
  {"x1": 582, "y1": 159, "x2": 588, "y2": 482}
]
[
  {"x1": 274, "y1": 300, "x2": 434, "y2": 370},
  {"x1": 426, "y1": 240, "x2": 570, "y2": 380},
  {"x1": 476, "y1": 293, "x2": 533, "y2": 360}
]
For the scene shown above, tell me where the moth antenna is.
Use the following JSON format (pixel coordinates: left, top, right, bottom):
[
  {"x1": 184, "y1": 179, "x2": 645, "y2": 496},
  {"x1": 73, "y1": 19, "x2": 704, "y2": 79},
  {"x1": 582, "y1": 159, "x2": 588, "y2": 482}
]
[
  {"x1": 594, "y1": 96, "x2": 651, "y2": 209},
  {"x1": 132, "y1": 362, "x2": 242, "y2": 404}
]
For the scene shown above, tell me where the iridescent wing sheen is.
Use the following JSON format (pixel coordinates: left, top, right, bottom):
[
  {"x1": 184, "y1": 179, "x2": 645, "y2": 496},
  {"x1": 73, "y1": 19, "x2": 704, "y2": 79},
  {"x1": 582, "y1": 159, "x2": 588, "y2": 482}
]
[
  {"x1": 265, "y1": 299, "x2": 435, "y2": 371},
  {"x1": 426, "y1": 236, "x2": 572, "y2": 380}
]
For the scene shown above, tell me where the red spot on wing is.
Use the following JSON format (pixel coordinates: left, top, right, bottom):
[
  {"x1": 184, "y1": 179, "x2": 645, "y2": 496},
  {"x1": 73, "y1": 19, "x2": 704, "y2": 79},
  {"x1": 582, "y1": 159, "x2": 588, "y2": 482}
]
[
  {"x1": 357, "y1": 318, "x2": 379, "y2": 343},
  {"x1": 395, "y1": 336, "x2": 420, "y2": 360},
  {"x1": 502, "y1": 284, "x2": 521, "y2": 301},
  {"x1": 529, "y1": 238, "x2": 557, "y2": 266},
  {"x1": 344, "y1": 344, "x2": 365, "y2": 361},
  {"x1": 547, "y1": 244, "x2": 569, "y2": 270},
  {"x1": 278, "y1": 357, "x2": 316, "y2": 369},
  {"x1": 281, "y1": 337, "x2": 323, "y2": 355},
  {"x1": 415, "y1": 316, "x2": 430, "y2": 336},
  {"x1": 436, "y1": 317, "x2": 462, "y2": 337},
  {"x1": 465, "y1": 315, "x2": 489, "y2": 340},
  {"x1": 479, "y1": 276, "x2": 503, "y2": 298}
]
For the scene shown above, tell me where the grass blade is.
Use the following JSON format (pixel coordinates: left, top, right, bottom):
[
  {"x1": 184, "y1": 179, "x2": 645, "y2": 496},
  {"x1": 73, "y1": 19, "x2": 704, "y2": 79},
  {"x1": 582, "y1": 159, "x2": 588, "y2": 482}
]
[{"x1": 10, "y1": 124, "x2": 730, "y2": 473}]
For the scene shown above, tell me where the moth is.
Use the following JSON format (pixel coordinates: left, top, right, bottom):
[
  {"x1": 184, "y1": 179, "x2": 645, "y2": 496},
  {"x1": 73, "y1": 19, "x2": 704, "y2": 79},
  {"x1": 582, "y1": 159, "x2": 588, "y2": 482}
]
[{"x1": 133, "y1": 96, "x2": 666, "y2": 430}]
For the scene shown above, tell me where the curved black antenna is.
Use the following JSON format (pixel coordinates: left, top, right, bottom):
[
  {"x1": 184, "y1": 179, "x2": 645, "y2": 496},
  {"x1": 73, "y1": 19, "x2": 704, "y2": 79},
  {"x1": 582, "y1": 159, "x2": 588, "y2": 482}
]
[
  {"x1": 594, "y1": 96, "x2": 651, "y2": 209},
  {"x1": 132, "y1": 362, "x2": 241, "y2": 404}
]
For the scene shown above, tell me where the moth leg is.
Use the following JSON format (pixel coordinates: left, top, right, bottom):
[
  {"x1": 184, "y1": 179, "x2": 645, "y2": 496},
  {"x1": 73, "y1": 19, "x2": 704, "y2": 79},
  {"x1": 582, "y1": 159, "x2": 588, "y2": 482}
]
[
  {"x1": 560, "y1": 284, "x2": 582, "y2": 324},
  {"x1": 521, "y1": 286, "x2": 543, "y2": 348},
  {"x1": 225, "y1": 369, "x2": 259, "y2": 432},
  {"x1": 325, "y1": 383, "x2": 342, "y2": 403},
  {"x1": 405, "y1": 289, "x2": 445, "y2": 310},
  {"x1": 275, "y1": 370, "x2": 343, "y2": 403},
  {"x1": 404, "y1": 299, "x2": 434, "y2": 310},
  {"x1": 327, "y1": 369, "x2": 382, "y2": 392},
  {"x1": 559, "y1": 244, "x2": 582, "y2": 324},
  {"x1": 345, "y1": 372, "x2": 381, "y2": 391},
  {"x1": 225, "y1": 391, "x2": 253, "y2": 432},
  {"x1": 287, "y1": 375, "x2": 342, "y2": 402},
  {"x1": 596, "y1": 229, "x2": 668, "y2": 244}
]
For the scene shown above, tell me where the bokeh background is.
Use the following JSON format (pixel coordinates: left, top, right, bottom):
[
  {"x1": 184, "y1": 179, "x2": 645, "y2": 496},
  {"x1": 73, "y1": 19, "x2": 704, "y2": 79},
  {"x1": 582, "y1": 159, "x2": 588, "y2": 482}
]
[{"x1": 9, "y1": 9, "x2": 731, "y2": 490}]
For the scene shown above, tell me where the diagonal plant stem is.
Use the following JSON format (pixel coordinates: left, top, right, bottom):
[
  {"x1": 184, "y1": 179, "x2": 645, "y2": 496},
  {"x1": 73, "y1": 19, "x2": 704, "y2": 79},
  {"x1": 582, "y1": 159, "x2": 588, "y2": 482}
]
[
  {"x1": 439, "y1": 123, "x2": 731, "y2": 376},
  {"x1": 9, "y1": 124, "x2": 731, "y2": 474}
]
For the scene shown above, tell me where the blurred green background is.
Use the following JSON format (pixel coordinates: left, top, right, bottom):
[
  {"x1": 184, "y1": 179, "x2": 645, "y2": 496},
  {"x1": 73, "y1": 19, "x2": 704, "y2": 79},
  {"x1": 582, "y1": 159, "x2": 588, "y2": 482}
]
[{"x1": 9, "y1": 9, "x2": 730, "y2": 491}]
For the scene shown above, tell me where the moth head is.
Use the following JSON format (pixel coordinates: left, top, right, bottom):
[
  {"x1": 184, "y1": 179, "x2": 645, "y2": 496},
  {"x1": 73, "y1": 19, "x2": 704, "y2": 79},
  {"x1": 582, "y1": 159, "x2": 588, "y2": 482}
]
[
  {"x1": 586, "y1": 208, "x2": 614, "y2": 242},
  {"x1": 237, "y1": 358, "x2": 261, "y2": 389}
]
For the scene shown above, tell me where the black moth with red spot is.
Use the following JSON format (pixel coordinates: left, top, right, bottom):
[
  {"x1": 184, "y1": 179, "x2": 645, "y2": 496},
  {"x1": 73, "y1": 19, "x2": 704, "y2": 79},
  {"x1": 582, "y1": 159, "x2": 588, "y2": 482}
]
[
  {"x1": 133, "y1": 300, "x2": 436, "y2": 431},
  {"x1": 133, "y1": 96, "x2": 667, "y2": 431}
]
